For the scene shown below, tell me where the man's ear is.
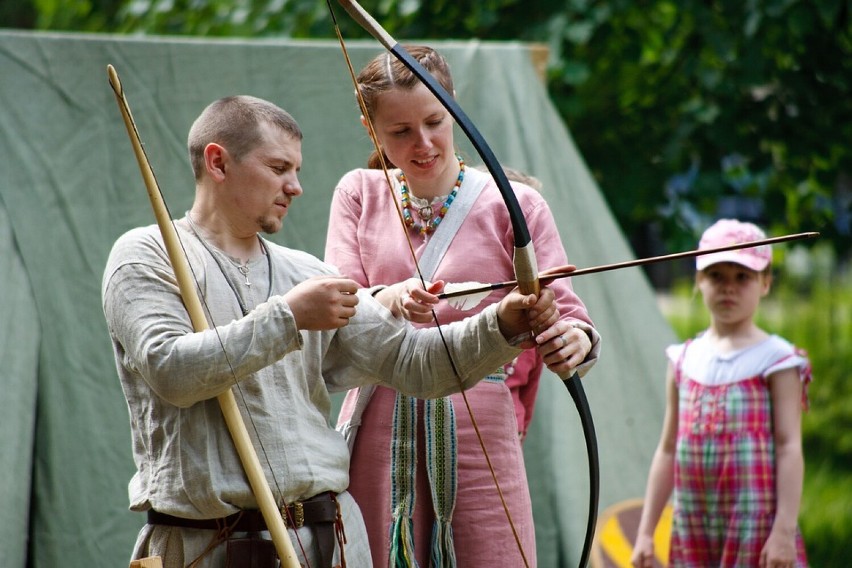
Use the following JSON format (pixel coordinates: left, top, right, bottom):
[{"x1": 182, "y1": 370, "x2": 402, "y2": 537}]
[
  {"x1": 204, "y1": 143, "x2": 228, "y2": 181},
  {"x1": 360, "y1": 115, "x2": 368, "y2": 129}
]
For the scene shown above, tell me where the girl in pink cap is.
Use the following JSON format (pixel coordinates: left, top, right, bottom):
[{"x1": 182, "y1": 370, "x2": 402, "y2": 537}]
[{"x1": 632, "y1": 219, "x2": 811, "y2": 568}]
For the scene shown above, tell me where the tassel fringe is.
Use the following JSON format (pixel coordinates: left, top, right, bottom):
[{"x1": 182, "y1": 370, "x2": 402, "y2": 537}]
[
  {"x1": 429, "y1": 519, "x2": 457, "y2": 568},
  {"x1": 389, "y1": 514, "x2": 419, "y2": 568}
]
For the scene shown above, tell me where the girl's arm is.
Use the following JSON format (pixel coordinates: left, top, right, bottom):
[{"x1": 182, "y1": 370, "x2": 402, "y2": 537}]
[
  {"x1": 631, "y1": 363, "x2": 679, "y2": 568},
  {"x1": 760, "y1": 367, "x2": 805, "y2": 567}
]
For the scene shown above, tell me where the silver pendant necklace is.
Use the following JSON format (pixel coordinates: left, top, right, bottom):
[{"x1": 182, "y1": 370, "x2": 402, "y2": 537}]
[
  {"x1": 186, "y1": 215, "x2": 273, "y2": 316},
  {"x1": 233, "y1": 262, "x2": 252, "y2": 287}
]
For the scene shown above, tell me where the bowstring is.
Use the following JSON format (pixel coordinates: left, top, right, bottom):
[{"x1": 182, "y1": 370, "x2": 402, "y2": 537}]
[{"x1": 327, "y1": 5, "x2": 529, "y2": 565}]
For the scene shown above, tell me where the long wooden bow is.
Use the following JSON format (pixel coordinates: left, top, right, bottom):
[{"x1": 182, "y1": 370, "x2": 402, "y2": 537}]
[
  {"x1": 329, "y1": 3, "x2": 600, "y2": 567},
  {"x1": 107, "y1": 65, "x2": 302, "y2": 568}
]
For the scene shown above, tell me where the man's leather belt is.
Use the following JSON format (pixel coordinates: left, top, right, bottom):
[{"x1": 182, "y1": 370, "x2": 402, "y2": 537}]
[{"x1": 147, "y1": 491, "x2": 338, "y2": 532}]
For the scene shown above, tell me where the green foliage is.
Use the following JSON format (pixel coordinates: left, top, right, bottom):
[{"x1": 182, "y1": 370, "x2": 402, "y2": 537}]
[
  {"x1": 545, "y1": 0, "x2": 852, "y2": 257},
  {"x1": 1, "y1": 0, "x2": 36, "y2": 27},
  {"x1": 18, "y1": 0, "x2": 558, "y2": 41},
  {"x1": 799, "y1": 462, "x2": 852, "y2": 566},
  {"x1": 663, "y1": 261, "x2": 852, "y2": 565},
  {"x1": 31, "y1": 0, "x2": 116, "y2": 30},
  {"x1": 9, "y1": 0, "x2": 851, "y2": 258}
]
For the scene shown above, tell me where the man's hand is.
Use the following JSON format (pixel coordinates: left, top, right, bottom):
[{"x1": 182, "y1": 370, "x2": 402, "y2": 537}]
[
  {"x1": 284, "y1": 275, "x2": 360, "y2": 330},
  {"x1": 373, "y1": 278, "x2": 444, "y2": 324},
  {"x1": 496, "y1": 287, "x2": 558, "y2": 346}
]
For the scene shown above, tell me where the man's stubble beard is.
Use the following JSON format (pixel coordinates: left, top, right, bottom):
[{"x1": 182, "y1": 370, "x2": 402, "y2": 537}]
[{"x1": 259, "y1": 214, "x2": 283, "y2": 235}]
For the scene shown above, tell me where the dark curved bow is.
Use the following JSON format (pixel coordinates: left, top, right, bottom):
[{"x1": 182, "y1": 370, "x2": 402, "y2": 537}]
[{"x1": 332, "y1": 3, "x2": 599, "y2": 566}]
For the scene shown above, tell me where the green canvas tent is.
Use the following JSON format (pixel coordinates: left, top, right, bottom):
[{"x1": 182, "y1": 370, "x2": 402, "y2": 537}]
[{"x1": 0, "y1": 30, "x2": 674, "y2": 567}]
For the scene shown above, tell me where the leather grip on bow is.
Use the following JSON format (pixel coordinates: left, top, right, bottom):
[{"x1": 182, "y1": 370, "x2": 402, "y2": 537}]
[
  {"x1": 107, "y1": 65, "x2": 301, "y2": 568},
  {"x1": 332, "y1": 3, "x2": 599, "y2": 566}
]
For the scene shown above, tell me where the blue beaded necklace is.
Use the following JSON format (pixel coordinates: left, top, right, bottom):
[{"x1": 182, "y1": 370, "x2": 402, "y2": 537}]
[{"x1": 399, "y1": 155, "x2": 465, "y2": 235}]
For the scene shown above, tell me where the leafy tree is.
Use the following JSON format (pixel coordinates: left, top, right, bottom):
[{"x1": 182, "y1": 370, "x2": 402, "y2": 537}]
[
  {"x1": 546, "y1": 0, "x2": 852, "y2": 261},
  {"x1": 1, "y1": 0, "x2": 36, "y2": 27},
  {"x1": 8, "y1": 0, "x2": 851, "y2": 262}
]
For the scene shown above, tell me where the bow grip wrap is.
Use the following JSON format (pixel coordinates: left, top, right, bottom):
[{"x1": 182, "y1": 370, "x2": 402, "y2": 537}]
[{"x1": 514, "y1": 243, "x2": 540, "y2": 297}]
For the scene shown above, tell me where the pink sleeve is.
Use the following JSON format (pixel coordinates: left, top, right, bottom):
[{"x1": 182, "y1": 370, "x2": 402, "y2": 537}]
[
  {"x1": 520, "y1": 188, "x2": 594, "y2": 327},
  {"x1": 506, "y1": 188, "x2": 598, "y2": 435},
  {"x1": 505, "y1": 349, "x2": 545, "y2": 437},
  {"x1": 324, "y1": 173, "x2": 370, "y2": 287},
  {"x1": 766, "y1": 348, "x2": 813, "y2": 411}
]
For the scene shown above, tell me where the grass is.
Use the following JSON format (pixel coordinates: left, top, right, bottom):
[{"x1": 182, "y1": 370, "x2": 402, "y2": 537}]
[{"x1": 658, "y1": 272, "x2": 852, "y2": 567}]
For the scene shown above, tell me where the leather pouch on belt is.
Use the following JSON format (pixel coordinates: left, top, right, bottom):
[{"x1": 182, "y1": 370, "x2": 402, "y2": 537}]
[{"x1": 226, "y1": 535, "x2": 277, "y2": 568}]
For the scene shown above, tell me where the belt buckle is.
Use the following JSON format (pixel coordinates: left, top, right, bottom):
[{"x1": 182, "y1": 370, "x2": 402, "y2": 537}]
[{"x1": 282, "y1": 501, "x2": 304, "y2": 529}]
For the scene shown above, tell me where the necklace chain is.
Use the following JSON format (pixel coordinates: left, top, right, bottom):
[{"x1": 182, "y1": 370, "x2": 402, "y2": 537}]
[
  {"x1": 400, "y1": 155, "x2": 465, "y2": 235},
  {"x1": 185, "y1": 214, "x2": 273, "y2": 316},
  {"x1": 235, "y1": 263, "x2": 250, "y2": 286},
  {"x1": 224, "y1": 254, "x2": 252, "y2": 287}
]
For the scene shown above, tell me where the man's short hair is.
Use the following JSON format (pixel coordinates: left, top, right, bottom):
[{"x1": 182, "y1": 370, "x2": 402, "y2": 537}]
[{"x1": 187, "y1": 95, "x2": 302, "y2": 180}]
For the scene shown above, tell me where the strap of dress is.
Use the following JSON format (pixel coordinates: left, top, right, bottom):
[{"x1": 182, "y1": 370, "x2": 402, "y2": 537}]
[{"x1": 417, "y1": 166, "x2": 490, "y2": 279}]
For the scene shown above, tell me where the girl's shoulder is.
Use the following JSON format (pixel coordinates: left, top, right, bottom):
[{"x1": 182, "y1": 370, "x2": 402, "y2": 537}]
[
  {"x1": 666, "y1": 333, "x2": 811, "y2": 387},
  {"x1": 760, "y1": 335, "x2": 811, "y2": 382},
  {"x1": 336, "y1": 168, "x2": 391, "y2": 192},
  {"x1": 664, "y1": 335, "x2": 699, "y2": 365},
  {"x1": 760, "y1": 334, "x2": 798, "y2": 357},
  {"x1": 665, "y1": 332, "x2": 799, "y2": 361},
  {"x1": 472, "y1": 168, "x2": 546, "y2": 205},
  {"x1": 333, "y1": 168, "x2": 400, "y2": 212},
  {"x1": 471, "y1": 172, "x2": 554, "y2": 232}
]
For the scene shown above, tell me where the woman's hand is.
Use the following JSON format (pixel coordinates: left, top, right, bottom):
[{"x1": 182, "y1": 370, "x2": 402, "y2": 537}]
[
  {"x1": 373, "y1": 278, "x2": 443, "y2": 323},
  {"x1": 535, "y1": 318, "x2": 592, "y2": 375}
]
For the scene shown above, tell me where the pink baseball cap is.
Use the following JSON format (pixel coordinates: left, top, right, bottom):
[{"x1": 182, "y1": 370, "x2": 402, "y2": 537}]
[{"x1": 696, "y1": 219, "x2": 772, "y2": 271}]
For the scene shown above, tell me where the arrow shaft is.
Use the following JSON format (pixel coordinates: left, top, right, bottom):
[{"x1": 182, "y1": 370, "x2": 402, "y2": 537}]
[{"x1": 438, "y1": 232, "x2": 819, "y2": 300}]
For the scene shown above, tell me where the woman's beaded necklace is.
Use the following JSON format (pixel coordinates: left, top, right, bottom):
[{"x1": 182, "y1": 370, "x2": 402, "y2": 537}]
[{"x1": 400, "y1": 155, "x2": 465, "y2": 236}]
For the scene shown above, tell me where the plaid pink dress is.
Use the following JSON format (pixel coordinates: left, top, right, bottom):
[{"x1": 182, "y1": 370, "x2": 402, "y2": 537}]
[{"x1": 667, "y1": 334, "x2": 811, "y2": 567}]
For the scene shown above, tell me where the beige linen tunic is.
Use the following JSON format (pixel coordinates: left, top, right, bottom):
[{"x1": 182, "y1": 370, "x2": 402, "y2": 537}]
[{"x1": 102, "y1": 218, "x2": 521, "y2": 566}]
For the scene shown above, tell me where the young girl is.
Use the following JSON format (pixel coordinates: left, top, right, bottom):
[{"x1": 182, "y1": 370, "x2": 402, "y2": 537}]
[
  {"x1": 631, "y1": 219, "x2": 810, "y2": 568},
  {"x1": 324, "y1": 45, "x2": 600, "y2": 567}
]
